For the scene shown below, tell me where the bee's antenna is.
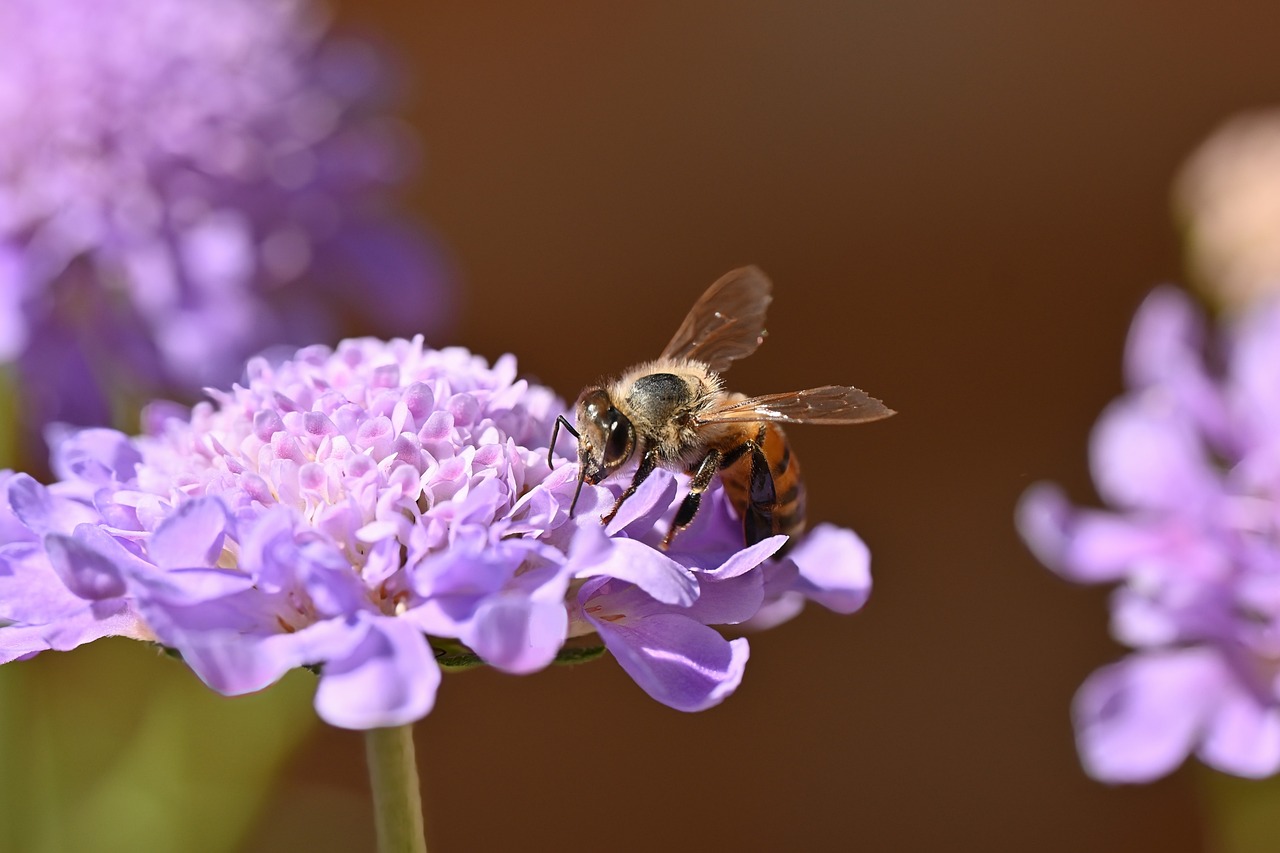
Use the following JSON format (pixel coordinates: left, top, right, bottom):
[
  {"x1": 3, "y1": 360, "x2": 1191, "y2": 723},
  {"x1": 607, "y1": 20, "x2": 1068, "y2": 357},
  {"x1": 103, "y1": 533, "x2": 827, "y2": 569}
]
[
  {"x1": 548, "y1": 414, "x2": 580, "y2": 469},
  {"x1": 568, "y1": 467, "x2": 587, "y2": 517}
]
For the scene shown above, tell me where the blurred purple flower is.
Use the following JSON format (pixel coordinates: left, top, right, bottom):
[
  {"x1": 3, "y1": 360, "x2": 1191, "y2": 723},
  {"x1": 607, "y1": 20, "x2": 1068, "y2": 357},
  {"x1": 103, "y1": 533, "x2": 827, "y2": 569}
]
[
  {"x1": 1018, "y1": 286, "x2": 1280, "y2": 782},
  {"x1": 0, "y1": 339, "x2": 871, "y2": 728},
  {"x1": 0, "y1": 0, "x2": 450, "y2": 449}
]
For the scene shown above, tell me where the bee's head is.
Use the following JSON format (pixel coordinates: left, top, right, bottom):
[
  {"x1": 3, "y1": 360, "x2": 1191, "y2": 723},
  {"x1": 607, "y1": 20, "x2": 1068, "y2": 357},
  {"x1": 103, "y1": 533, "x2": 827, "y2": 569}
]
[{"x1": 573, "y1": 387, "x2": 635, "y2": 487}]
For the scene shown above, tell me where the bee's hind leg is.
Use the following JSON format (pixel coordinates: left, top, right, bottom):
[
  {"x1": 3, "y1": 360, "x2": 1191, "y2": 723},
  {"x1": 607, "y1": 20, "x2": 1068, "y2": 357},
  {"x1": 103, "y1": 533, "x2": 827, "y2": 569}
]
[
  {"x1": 661, "y1": 448, "x2": 724, "y2": 549},
  {"x1": 740, "y1": 441, "x2": 777, "y2": 547}
]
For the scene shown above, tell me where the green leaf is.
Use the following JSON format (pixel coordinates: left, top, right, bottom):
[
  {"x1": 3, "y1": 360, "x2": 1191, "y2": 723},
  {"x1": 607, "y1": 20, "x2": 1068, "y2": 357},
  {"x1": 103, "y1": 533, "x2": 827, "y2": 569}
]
[{"x1": 0, "y1": 640, "x2": 317, "y2": 853}]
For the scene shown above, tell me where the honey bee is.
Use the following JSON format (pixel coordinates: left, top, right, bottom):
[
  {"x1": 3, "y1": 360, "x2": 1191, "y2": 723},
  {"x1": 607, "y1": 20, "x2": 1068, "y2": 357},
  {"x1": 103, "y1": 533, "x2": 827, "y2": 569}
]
[{"x1": 549, "y1": 266, "x2": 894, "y2": 549}]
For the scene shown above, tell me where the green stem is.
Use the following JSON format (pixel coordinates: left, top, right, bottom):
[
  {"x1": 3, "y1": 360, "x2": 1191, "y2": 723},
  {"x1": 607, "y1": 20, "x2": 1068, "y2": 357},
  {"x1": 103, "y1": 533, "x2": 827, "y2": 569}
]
[
  {"x1": 0, "y1": 364, "x2": 20, "y2": 470},
  {"x1": 1201, "y1": 768, "x2": 1280, "y2": 853},
  {"x1": 364, "y1": 725, "x2": 427, "y2": 853}
]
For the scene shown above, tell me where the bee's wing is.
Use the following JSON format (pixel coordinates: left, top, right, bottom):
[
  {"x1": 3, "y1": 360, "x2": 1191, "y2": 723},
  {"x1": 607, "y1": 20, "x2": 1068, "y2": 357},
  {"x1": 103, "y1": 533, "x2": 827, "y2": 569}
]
[
  {"x1": 696, "y1": 386, "x2": 896, "y2": 425},
  {"x1": 660, "y1": 266, "x2": 773, "y2": 374}
]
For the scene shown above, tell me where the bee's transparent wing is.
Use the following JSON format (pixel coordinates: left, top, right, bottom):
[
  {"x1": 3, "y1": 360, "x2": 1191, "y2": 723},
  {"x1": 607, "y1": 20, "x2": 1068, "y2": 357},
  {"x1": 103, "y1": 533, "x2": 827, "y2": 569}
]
[
  {"x1": 697, "y1": 385, "x2": 895, "y2": 425},
  {"x1": 660, "y1": 266, "x2": 773, "y2": 374}
]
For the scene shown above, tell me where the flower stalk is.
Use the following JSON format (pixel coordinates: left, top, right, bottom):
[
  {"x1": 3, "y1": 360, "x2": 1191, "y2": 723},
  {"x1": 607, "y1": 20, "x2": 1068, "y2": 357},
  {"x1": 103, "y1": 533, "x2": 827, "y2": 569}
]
[{"x1": 365, "y1": 724, "x2": 427, "y2": 853}]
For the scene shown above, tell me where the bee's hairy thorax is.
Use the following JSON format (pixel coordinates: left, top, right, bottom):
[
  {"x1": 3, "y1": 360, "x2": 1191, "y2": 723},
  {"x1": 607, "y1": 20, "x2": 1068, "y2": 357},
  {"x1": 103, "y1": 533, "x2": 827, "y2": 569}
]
[{"x1": 609, "y1": 358, "x2": 725, "y2": 465}]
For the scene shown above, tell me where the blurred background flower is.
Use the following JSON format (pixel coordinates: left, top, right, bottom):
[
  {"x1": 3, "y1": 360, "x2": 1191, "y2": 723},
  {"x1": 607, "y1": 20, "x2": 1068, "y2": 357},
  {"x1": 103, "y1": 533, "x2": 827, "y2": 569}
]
[
  {"x1": 1176, "y1": 109, "x2": 1280, "y2": 313},
  {"x1": 0, "y1": 0, "x2": 451, "y2": 467},
  {"x1": 1019, "y1": 287, "x2": 1280, "y2": 783}
]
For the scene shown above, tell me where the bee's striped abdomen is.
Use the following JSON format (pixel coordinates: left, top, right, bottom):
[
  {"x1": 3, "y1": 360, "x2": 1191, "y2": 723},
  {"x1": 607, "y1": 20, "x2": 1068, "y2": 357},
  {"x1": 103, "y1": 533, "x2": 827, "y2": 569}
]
[{"x1": 765, "y1": 424, "x2": 807, "y2": 540}]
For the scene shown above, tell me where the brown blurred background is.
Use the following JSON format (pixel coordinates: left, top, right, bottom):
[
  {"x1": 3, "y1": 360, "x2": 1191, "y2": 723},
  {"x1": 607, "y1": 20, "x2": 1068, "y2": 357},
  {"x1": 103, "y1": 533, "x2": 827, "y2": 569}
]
[{"x1": 235, "y1": 2, "x2": 1280, "y2": 850}]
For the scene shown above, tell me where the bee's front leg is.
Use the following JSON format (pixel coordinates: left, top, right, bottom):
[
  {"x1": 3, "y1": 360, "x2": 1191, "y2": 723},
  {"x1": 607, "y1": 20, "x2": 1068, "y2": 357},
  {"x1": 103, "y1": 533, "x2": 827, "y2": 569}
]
[{"x1": 602, "y1": 447, "x2": 660, "y2": 526}]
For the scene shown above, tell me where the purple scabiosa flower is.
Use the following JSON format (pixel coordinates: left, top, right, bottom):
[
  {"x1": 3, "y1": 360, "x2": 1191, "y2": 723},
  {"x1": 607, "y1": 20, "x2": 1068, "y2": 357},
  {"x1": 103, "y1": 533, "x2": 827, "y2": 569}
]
[
  {"x1": 1018, "y1": 286, "x2": 1280, "y2": 782},
  {"x1": 0, "y1": 339, "x2": 872, "y2": 728},
  {"x1": 0, "y1": 0, "x2": 449, "y2": 453}
]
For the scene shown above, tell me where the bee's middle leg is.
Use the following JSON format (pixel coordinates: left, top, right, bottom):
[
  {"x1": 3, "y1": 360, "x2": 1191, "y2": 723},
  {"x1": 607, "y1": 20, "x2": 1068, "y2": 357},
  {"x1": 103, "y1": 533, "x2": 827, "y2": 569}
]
[{"x1": 661, "y1": 448, "x2": 724, "y2": 549}]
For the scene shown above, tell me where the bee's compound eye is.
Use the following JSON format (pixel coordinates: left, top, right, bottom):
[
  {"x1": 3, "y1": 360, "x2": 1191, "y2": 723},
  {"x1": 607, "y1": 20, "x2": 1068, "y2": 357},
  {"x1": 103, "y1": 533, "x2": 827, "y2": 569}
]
[
  {"x1": 603, "y1": 408, "x2": 633, "y2": 466},
  {"x1": 580, "y1": 389, "x2": 611, "y2": 419}
]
